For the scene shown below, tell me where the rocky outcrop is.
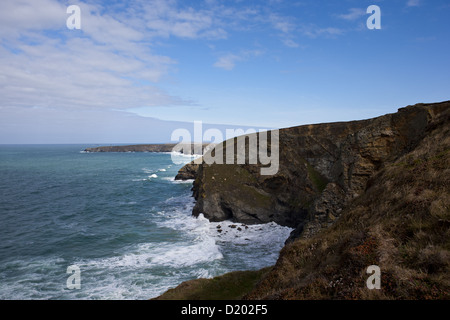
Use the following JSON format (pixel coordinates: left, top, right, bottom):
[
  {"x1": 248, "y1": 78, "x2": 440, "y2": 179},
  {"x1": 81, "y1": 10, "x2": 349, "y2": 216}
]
[
  {"x1": 158, "y1": 102, "x2": 450, "y2": 300},
  {"x1": 244, "y1": 104, "x2": 450, "y2": 299},
  {"x1": 174, "y1": 162, "x2": 200, "y2": 180},
  {"x1": 177, "y1": 101, "x2": 450, "y2": 241}
]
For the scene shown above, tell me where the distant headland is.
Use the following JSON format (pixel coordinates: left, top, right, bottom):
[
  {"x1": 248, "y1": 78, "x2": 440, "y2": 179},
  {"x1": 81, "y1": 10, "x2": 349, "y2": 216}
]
[{"x1": 84, "y1": 143, "x2": 211, "y2": 154}]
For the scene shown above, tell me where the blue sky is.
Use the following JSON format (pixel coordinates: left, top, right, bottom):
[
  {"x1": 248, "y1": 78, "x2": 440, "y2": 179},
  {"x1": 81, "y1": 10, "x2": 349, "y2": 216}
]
[{"x1": 0, "y1": 0, "x2": 449, "y2": 143}]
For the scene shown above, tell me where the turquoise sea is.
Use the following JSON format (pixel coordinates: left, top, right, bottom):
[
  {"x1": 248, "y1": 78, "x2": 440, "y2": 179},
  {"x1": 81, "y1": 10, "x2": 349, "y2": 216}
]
[{"x1": 0, "y1": 145, "x2": 291, "y2": 299}]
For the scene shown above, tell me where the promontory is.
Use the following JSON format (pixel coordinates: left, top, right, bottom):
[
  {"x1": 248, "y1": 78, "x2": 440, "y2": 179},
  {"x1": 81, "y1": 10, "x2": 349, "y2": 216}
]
[{"x1": 156, "y1": 100, "x2": 449, "y2": 300}]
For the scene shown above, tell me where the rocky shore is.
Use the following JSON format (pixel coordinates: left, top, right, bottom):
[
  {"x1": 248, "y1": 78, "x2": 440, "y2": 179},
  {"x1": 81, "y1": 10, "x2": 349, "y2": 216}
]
[
  {"x1": 177, "y1": 101, "x2": 449, "y2": 241},
  {"x1": 158, "y1": 101, "x2": 450, "y2": 299}
]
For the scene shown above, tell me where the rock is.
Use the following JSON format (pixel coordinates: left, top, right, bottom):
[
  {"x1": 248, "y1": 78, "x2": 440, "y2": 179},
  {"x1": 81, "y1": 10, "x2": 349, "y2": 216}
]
[
  {"x1": 180, "y1": 101, "x2": 450, "y2": 241},
  {"x1": 175, "y1": 162, "x2": 200, "y2": 180},
  {"x1": 155, "y1": 101, "x2": 450, "y2": 301}
]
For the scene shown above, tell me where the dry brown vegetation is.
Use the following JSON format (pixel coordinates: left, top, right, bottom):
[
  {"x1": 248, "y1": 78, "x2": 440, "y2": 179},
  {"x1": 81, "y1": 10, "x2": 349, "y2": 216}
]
[
  {"x1": 155, "y1": 104, "x2": 449, "y2": 300},
  {"x1": 244, "y1": 108, "x2": 450, "y2": 300}
]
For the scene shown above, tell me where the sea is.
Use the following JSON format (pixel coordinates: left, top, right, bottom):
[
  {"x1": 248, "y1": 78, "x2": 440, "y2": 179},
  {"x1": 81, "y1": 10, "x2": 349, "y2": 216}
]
[{"x1": 0, "y1": 144, "x2": 292, "y2": 300}]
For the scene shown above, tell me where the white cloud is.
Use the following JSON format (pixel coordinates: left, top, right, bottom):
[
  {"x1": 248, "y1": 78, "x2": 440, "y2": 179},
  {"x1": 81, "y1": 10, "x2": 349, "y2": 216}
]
[
  {"x1": 300, "y1": 25, "x2": 344, "y2": 38},
  {"x1": 336, "y1": 8, "x2": 367, "y2": 21},
  {"x1": 0, "y1": 0, "x2": 352, "y2": 144},
  {"x1": 282, "y1": 38, "x2": 300, "y2": 48},
  {"x1": 0, "y1": 40, "x2": 182, "y2": 111},
  {"x1": 0, "y1": 0, "x2": 66, "y2": 37},
  {"x1": 407, "y1": 0, "x2": 421, "y2": 7},
  {"x1": 269, "y1": 14, "x2": 296, "y2": 34},
  {"x1": 141, "y1": 0, "x2": 227, "y2": 40},
  {"x1": 0, "y1": 0, "x2": 192, "y2": 115},
  {"x1": 213, "y1": 54, "x2": 242, "y2": 70},
  {"x1": 269, "y1": 12, "x2": 345, "y2": 47},
  {"x1": 213, "y1": 50, "x2": 263, "y2": 71},
  {"x1": 0, "y1": 0, "x2": 347, "y2": 113}
]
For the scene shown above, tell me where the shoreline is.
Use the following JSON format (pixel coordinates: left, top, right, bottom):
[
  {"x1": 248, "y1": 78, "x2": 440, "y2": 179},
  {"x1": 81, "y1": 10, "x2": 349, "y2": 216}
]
[
  {"x1": 156, "y1": 101, "x2": 450, "y2": 300},
  {"x1": 84, "y1": 143, "x2": 213, "y2": 154}
]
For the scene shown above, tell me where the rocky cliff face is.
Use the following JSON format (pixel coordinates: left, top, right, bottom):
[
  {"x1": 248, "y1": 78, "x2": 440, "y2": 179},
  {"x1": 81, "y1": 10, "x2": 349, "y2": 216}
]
[
  {"x1": 159, "y1": 101, "x2": 449, "y2": 300},
  {"x1": 244, "y1": 103, "x2": 450, "y2": 299},
  {"x1": 177, "y1": 101, "x2": 450, "y2": 241}
]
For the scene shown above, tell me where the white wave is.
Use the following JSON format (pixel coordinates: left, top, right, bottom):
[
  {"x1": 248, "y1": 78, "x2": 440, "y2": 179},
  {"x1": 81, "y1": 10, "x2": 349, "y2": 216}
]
[
  {"x1": 0, "y1": 256, "x2": 67, "y2": 299},
  {"x1": 157, "y1": 168, "x2": 166, "y2": 172},
  {"x1": 156, "y1": 194, "x2": 293, "y2": 269},
  {"x1": 0, "y1": 193, "x2": 292, "y2": 300},
  {"x1": 148, "y1": 174, "x2": 158, "y2": 179},
  {"x1": 173, "y1": 179, "x2": 194, "y2": 184},
  {"x1": 168, "y1": 151, "x2": 202, "y2": 165},
  {"x1": 155, "y1": 196, "x2": 293, "y2": 270},
  {"x1": 209, "y1": 220, "x2": 291, "y2": 244},
  {"x1": 147, "y1": 238, "x2": 223, "y2": 267},
  {"x1": 161, "y1": 177, "x2": 194, "y2": 184}
]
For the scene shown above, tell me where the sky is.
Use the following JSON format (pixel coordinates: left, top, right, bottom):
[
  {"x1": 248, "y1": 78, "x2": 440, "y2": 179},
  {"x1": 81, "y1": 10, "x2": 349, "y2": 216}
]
[{"x1": 0, "y1": 0, "x2": 449, "y2": 144}]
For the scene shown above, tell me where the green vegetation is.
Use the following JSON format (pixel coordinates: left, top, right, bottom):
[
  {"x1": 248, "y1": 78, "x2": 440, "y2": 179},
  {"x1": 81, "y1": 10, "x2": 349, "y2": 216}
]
[
  {"x1": 154, "y1": 268, "x2": 272, "y2": 300},
  {"x1": 159, "y1": 103, "x2": 450, "y2": 300},
  {"x1": 245, "y1": 110, "x2": 450, "y2": 300},
  {"x1": 204, "y1": 164, "x2": 272, "y2": 208},
  {"x1": 305, "y1": 161, "x2": 329, "y2": 193}
]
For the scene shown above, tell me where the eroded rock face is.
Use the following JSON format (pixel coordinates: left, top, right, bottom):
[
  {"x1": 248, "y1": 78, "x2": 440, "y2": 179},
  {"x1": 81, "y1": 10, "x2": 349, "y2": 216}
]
[
  {"x1": 176, "y1": 101, "x2": 450, "y2": 240},
  {"x1": 174, "y1": 162, "x2": 200, "y2": 180}
]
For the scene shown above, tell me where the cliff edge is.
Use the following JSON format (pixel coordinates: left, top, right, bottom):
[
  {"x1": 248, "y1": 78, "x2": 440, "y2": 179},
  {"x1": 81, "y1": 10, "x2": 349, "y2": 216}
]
[
  {"x1": 158, "y1": 101, "x2": 449, "y2": 299},
  {"x1": 177, "y1": 101, "x2": 449, "y2": 242}
]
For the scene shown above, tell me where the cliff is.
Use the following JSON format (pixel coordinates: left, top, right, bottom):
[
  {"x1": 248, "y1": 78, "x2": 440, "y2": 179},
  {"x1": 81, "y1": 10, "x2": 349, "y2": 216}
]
[
  {"x1": 244, "y1": 101, "x2": 450, "y2": 299},
  {"x1": 160, "y1": 101, "x2": 449, "y2": 299},
  {"x1": 178, "y1": 101, "x2": 449, "y2": 242}
]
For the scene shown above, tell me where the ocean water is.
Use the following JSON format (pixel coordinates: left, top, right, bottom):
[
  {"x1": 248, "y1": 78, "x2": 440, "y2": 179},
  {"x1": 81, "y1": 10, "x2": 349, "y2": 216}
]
[{"x1": 0, "y1": 145, "x2": 292, "y2": 300}]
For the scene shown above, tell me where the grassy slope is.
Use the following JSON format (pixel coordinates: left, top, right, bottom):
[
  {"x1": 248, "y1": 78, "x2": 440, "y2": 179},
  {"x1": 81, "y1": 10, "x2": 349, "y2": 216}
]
[
  {"x1": 154, "y1": 268, "x2": 272, "y2": 300},
  {"x1": 155, "y1": 105, "x2": 449, "y2": 300},
  {"x1": 245, "y1": 108, "x2": 450, "y2": 300}
]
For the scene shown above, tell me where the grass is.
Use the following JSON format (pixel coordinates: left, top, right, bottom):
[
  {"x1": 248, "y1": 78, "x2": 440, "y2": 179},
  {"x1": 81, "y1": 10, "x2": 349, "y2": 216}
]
[
  {"x1": 243, "y1": 107, "x2": 450, "y2": 300},
  {"x1": 154, "y1": 268, "x2": 272, "y2": 300},
  {"x1": 305, "y1": 161, "x2": 329, "y2": 193},
  {"x1": 159, "y1": 104, "x2": 450, "y2": 300}
]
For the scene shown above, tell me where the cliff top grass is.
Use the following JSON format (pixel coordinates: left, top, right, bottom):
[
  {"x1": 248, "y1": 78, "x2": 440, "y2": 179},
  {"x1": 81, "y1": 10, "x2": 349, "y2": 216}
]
[
  {"x1": 157, "y1": 102, "x2": 450, "y2": 300},
  {"x1": 244, "y1": 106, "x2": 450, "y2": 300},
  {"x1": 154, "y1": 267, "x2": 272, "y2": 300}
]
